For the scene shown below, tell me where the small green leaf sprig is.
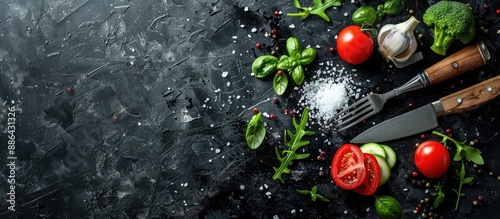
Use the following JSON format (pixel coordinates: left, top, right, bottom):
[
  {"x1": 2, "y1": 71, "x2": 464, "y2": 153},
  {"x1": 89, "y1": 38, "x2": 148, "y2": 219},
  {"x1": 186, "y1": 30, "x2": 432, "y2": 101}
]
[
  {"x1": 252, "y1": 37, "x2": 316, "y2": 95},
  {"x1": 273, "y1": 108, "x2": 315, "y2": 183},
  {"x1": 297, "y1": 185, "x2": 330, "y2": 202},
  {"x1": 432, "y1": 182, "x2": 445, "y2": 209},
  {"x1": 245, "y1": 112, "x2": 266, "y2": 149},
  {"x1": 432, "y1": 131, "x2": 484, "y2": 165},
  {"x1": 453, "y1": 161, "x2": 474, "y2": 210},
  {"x1": 351, "y1": 0, "x2": 405, "y2": 25},
  {"x1": 287, "y1": 0, "x2": 342, "y2": 22}
]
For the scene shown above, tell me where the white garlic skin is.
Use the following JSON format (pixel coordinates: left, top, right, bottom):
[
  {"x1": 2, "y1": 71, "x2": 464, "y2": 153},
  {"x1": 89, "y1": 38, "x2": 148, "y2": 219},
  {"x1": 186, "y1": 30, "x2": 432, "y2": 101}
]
[{"x1": 377, "y1": 16, "x2": 420, "y2": 62}]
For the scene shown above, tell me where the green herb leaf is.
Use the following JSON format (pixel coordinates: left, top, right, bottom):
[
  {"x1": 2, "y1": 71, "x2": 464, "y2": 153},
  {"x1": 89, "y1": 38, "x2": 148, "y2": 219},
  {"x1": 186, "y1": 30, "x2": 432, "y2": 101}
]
[
  {"x1": 277, "y1": 55, "x2": 297, "y2": 70},
  {"x1": 381, "y1": 0, "x2": 405, "y2": 16},
  {"x1": 352, "y1": 6, "x2": 378, "y2": 25},
  {"x1": 453, "y1": 161, "x2": 474, "y2": 210},
  {"x1": 252, "y1": 55, "x2": 278, "y2": 78},
  {"x1": 286, "y1": 37, "x2": 301, "y2": 59},
  {"x1": 299, "y1": 48, "x2": 317, "y2": 65},
  {"x1": 296, "y1": 185, "x2": 330, "y2": 202},
  {"x1": 245, "y1": 112, "x2": 265, "y2": 149},
  {"x1": 432, "y1": 131, "x2": 484, "y2": 165},
  {"x1": 272, "y1": 108, "x2": 314, "y2": 183},
  {"x1": 287, "y1": 0, "x2": 342, "y2": 22},
  {"x1": 432, "y1": 182, "x2": 445, "y2": 209},
  {"x1": 273, "y1": 72, "x2": 288, "y2": 95},
  {"x1": 374, "y1": 195, "x2": 403, "y2": 219},
  {"x1": 291, "y1": 65, "x2": 305, "y2": 85}
]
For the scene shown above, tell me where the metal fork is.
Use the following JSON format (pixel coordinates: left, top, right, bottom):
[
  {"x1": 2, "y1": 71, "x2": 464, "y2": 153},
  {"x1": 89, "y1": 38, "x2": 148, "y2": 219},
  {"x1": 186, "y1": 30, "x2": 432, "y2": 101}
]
[{"x1": 333, "y1": 42, "x2": 490, "y2": 131}]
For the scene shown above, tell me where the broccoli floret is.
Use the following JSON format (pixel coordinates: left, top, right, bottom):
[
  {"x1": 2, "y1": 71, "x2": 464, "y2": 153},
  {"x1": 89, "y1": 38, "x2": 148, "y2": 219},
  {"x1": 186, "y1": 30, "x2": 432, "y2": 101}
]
[{"x1": 422, "y1": 1, "x2": 475, "y2": 56}]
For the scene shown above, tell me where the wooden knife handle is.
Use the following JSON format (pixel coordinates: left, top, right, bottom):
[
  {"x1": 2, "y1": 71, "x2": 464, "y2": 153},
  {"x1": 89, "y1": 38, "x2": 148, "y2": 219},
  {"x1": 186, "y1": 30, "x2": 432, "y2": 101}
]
[
  {"x1": 425, "y1": 42, "x2": 490, "y2": 85},
  {"x1": 438, "y1": 75, "x2": 500, "y2": 116}
]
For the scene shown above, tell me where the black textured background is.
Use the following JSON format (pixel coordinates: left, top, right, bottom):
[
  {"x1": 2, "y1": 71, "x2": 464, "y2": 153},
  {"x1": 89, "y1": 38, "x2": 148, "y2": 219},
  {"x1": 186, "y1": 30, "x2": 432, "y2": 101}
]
[{"x1": 0, "y1": 0, "x2": 499, "y2": 218}]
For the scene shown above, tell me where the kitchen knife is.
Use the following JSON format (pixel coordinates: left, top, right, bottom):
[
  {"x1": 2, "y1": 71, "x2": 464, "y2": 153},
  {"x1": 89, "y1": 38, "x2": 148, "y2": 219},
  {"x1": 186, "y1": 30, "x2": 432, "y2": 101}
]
[{"x1": 350, "y1": 75, "x2": 500, "y2": 143}]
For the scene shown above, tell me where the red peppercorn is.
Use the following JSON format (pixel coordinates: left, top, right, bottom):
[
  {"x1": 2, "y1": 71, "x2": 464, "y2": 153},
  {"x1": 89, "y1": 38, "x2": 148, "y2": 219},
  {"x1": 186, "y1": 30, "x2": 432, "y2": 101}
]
[
  {"x1": 252, "y1": 107, "x2": 259, "y2": 114},
  {"x1": 407, "y1": 102, "x2": 414, "y2": 108},
  {"x1": 483, "y1": 3, "x2": 489, "y2": 9},
  {"x1": 256, "y1": 43, "x2": 261, "y2": 48},
  {"x1": 273, "y1": 98, "x2": 279, "y2": 104},
  {"x1": 271, "y1": 29, "x2": 277, "y2": 35},
  {"x1": 274, "y1": 10, "x2": 280, "y2": 16},
  {"x1": 412, "y1": 171, "x2": 418, "y2": 177},
  {"x1": 277, "y1": 70, "x2": 283, "y2": 76},
  {"x1": 67, "y1": 86, "x2": 73, "y2": 92},
  {"x1": 478, "y1": 195, "x2": 484, "y2": 201},
  {"x1": 496, "y1": 9, "x2": 500, "y2": 15},
  {"x1": 446, "y1": 128, "x2": 452, "y2": 134},
  {"x1": 113, "y1": 115, "x2": 119, "y2": 120},
  {"x1": 362, "y1": 120, "x2": 367, "y2": 124},
  {"x1": 329, "y1": 47, "x2": 335, "y2": 53},
  {"x1": 289, "y1": 111, "x2": 294, "y2": 116},
  {"x1": 284, "y1": 109, "x2": 289, "y2": 114},
  {"x1": 420, "y1": 134, "x2": 426, "y2": 139},
  {"x1": 449, "y1": 83, "x2": 455, "y2": 89},
  {"x1": 320, "y1": 151, "x2": 326, "y2": 157},
  {"x1": 259, "y1": 28, "x2": 264, "y2": 32},
  {"x1": 317, "y1": 155, "x2": 323, "y2": 161},
  {"x1": 415, "y1": 207, "x2": 420, "y2": 212},
  {"x1": 269, "y1": 113, "x2": 276, "y2": 119}
]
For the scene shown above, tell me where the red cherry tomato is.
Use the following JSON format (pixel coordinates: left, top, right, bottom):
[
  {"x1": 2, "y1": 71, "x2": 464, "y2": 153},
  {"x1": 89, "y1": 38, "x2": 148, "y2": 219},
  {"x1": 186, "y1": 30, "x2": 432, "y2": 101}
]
[
  {"x1": 353, "y1": 153, "x2": 381, "y2": 195},
  {"x1": 414, "y1": 140, "x2": 450, "y2": 178},
  {"x1": 336, "y1": 25, "x2": 374, "y2": 65},
  {"x1": 331, "y1": 144, "x2": 367, "y2": 190}
]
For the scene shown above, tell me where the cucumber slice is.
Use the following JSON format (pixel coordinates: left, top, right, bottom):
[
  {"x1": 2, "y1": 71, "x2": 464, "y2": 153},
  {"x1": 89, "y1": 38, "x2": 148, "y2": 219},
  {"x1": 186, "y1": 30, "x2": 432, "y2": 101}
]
[
  {"x1": 373, "y1": 154, "x2": 391, "y2": 186},
  {"x1": 360, "y1": 143, "x2": 387, "y2": 159},
  {"x1": 381, "y1": 144, "x2": 397, "y2": 169}
]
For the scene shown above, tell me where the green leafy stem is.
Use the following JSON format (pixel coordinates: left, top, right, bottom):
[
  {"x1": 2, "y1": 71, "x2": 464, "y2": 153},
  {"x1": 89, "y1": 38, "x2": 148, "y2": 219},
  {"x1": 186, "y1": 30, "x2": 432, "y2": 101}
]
[
  {"x1": 287, "y1": 0, "x2": 342, "y2": 22},
  {"x1": 432, "y1": 131, "x2": 484, "y2": 165},
  {"x1": 453, "y1": 161, "x2": 474, "y2": 210},
  {"x1": 351, "y1": 0, "x2": 405, "y2": 25},
  {"x1": 273, "y1": 108, "x2": 315, "y2": 183},
  {"x1": 252, "y1": 37, "x2": 316, "y2": 95},
  {"x1": 297, "y1": 185, "x2": 330, "y2": 202}
]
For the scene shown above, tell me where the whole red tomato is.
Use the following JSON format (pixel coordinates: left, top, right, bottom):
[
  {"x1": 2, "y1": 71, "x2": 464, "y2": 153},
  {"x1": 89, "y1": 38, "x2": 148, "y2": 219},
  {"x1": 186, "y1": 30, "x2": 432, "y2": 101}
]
[
  {"x1": 336, "y1": 25, "x2": 374, "y2": 65},
  {"x1": 414, "y1": 140, "x2": 450, "y2": 178}
]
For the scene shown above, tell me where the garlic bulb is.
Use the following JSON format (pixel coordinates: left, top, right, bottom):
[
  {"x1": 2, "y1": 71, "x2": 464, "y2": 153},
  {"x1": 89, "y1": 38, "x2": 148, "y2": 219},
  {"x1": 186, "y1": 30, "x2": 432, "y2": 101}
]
[{"x1": 378, "y1": 16, "x2": 422, "y2": 67}]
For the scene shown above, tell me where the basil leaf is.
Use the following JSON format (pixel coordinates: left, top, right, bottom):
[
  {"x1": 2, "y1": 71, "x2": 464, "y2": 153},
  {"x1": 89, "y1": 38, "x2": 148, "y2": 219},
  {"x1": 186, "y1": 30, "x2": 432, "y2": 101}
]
[
  {"x1": 296, "y1": 189, "x2": 310, "y2": 195},
  {"x1": 286, "y1": 37, "x2": 301, "y2": 59},
  {"x1": 291, "y1": 65, "x2": 305, "y2": 85},
  {"x1": 273, "y1": 72, "x2": 288, "y2": 95},
  {"x1": 299, "y1": 48, "x2": 317, "y2": 65},
  {"x1": 245, "y1": 113, "x2": 266, "y2": 149},
  {"x1": 277, "y1": 56, "x2": 297, "y2": 70},
  {"x1": 375, "y1": 195, "x2": 403, "y2": 219},
  {"x1": 382, "y1": 0, "x2": 405, "y2": 16},
  {"x1": 252, "y1": 55, "x2": 278, "y2": 78},
  {"x1": 316, "y1": 194, "x2": 330, "y2": 202},
  {"x1": 352, "y1": 6, "x2": 377, "y2": 25}
]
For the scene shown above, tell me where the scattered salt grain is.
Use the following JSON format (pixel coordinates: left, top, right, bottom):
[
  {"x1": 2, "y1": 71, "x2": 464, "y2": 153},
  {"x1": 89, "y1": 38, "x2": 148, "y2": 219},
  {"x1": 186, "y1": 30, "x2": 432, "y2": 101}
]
[
  {"x1": 244, "y1": 7, "x2": 249, "y2": 11},
  {"x1": 343, "y1": 12, "x2": 348, "y2": 16},
  {"x1": 240, "y1": 24, "x2": 245, "y2": 28},
  {"x1": 289, "y1": 24, "x2": 296, "y2": 29},
  {"x1": 222, "y1": 71, "x2": 229, "y2": 77},
  {"x1": 215, "y1": 149, "x2": 221, "y2": 154},
  {"x1": 273, "y1": 215, "x2": 279, "y2": 219},
  {"x1": 251, "y1": 27, "x2": 257, "y2": 33},
  {"x1": 226, "y1": 82, "x2": 231, "y2": 87},
  {"x1": 240, "y1": 185, "x2": 245, "y2": 190}
]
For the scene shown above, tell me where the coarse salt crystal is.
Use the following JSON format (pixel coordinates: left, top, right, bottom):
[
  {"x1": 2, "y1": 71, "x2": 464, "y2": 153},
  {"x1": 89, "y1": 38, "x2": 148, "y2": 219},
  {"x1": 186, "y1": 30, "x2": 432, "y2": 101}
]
[{"x1": 222, "y1": 71, "x2": 229, "y2": 77}]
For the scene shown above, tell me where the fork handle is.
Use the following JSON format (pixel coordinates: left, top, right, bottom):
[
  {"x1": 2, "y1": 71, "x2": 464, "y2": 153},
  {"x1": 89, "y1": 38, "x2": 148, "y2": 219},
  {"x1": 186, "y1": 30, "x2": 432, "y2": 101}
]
[
  {"x1": 437, "y1": 75, "x2": 500, "y2": 116},
  {"x1": 425, "y1": 42, "x2": 490, "y2": 85}
]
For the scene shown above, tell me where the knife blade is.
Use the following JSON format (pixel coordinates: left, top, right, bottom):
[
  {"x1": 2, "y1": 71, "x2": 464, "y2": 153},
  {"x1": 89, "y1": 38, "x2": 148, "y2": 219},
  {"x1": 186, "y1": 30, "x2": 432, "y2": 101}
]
[{"x1": 350, "y1": 75, "x2": 500, "y2": 143}]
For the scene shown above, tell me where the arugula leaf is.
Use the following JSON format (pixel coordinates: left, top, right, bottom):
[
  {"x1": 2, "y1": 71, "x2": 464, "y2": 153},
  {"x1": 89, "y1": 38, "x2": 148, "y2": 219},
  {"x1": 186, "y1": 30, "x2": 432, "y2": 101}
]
[
  {"x1": 287, "y1": 0, "x2": 342, "y2": 22},
  {"x1": 245, "y1": 112, "x2": 266, "y2": 149},
  {"x1": 374, "y1": 195, "x2": 403, "y2": 219},
  {"x1": 432, "y1": 182, "x2": 445, "y2": 209},
  {"x1": 453, "y1": 161, "x2": 474, "y2": 210},
  {"x1": 432, "y1": 131, "x2": 484, "y2": 165},
  {"x1": 296, "y1": 185, "x2": 330, "y2": 202},
  {"x1": 273, "y1": 108, "x2": 315, "y2": 183}
]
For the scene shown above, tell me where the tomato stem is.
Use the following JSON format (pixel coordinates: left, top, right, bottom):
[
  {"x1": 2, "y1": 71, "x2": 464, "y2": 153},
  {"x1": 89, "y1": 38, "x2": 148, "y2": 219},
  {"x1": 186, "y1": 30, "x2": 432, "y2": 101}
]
[{"x1": 360, "y1": 23, "x2": 378, "y2": 39}]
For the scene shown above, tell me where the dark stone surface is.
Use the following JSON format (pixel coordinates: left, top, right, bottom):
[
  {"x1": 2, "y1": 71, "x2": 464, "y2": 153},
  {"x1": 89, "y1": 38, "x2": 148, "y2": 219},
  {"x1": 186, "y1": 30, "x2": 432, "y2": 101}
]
[{"x1": 0, "y1": 0, "x2": 499, "y2": 218}]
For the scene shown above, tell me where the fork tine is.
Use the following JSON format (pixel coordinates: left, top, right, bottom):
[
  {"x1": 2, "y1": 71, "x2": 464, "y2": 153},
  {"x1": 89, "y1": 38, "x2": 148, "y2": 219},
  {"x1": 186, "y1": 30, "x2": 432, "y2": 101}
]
[
  {"x1": 336, "y1": 106, "x2": 375, "y2": 127},
  {"x1": 333, "y1": 100, "x2": 372, "y2": 123},
  {"x1": 331, "y1": 97, "x2": 370, "y2": 120}
]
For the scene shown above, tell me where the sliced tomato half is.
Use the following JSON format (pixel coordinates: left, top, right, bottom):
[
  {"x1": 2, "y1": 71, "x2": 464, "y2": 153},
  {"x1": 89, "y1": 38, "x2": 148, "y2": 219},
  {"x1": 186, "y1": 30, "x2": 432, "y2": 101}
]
[
  {"x1": 353, "y1": 153, "x2": 381, "y2": 195},
  {"x1": 331, "y1": 144, "x2": 367, "y2": 190}
]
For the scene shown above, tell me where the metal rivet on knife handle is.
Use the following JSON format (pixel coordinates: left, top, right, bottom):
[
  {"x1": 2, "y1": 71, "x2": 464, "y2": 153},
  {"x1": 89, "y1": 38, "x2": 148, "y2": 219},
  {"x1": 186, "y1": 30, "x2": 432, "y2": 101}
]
[
  {"x1": 437, "y1": 75, "x2": 500, "y2": 117},
  {"x1": 424, "y1": 42, "x2": 490, "y2": 85}
]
